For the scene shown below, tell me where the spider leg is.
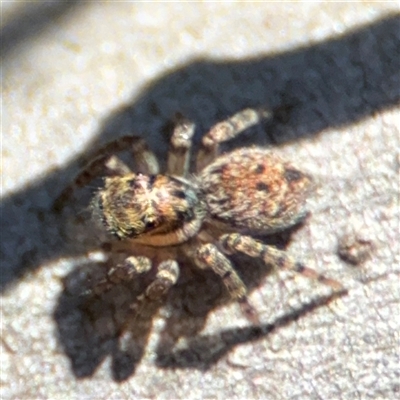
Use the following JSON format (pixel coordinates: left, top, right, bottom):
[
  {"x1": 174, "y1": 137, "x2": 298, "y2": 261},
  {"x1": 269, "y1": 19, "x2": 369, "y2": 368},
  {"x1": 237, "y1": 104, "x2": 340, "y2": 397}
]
[
  {"x1": 166, "y1": 113, "x2": 195, "y2": 177},
  {"x1": 196, "y1": 108, "x2": 272, "y2": 172},
  {"x1": 128, "y1": 260, "x2": 180, "y2": 319},
  {"x1": 220, "y1": 233, "x2": 346, "y2": 293},
  {"x1": 195, "y1": 243, "x2": 260, "y2": 324},
  {"x1": 82, "y1": 256, "x2": 152, "y2": 297},
  {"x1": 88, "y1": 136, "x2": 159, "y2": 175},
  {"x1": 142, "y1": 260, "x2": 180, "y2": 300},
  {"x1": 100, "y1": 155, "x2": 132, "y2": 178},
  {"x1": 115, "y1": 260, "x2": 179, "y2": 339},
  {"x1": 53, "y1": 136, "x2": 159, "y2": 211}
]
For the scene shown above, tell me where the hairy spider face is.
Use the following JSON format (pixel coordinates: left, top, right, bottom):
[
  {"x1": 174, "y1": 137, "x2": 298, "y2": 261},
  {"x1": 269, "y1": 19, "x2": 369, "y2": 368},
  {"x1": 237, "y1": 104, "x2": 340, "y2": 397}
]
[{"x1": 91, "y1": 173, "x2": 206, "y2": 245}]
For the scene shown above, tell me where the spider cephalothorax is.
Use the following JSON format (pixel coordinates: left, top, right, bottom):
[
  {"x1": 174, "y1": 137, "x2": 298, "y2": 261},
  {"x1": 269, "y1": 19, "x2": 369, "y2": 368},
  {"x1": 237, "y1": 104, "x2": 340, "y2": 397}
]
[
  {"x1": 92, "y1": 173, "x2": 206, "y2": 245},
  {"x1": 55, "y1": 108, "x2": 344, "y2": 324}
]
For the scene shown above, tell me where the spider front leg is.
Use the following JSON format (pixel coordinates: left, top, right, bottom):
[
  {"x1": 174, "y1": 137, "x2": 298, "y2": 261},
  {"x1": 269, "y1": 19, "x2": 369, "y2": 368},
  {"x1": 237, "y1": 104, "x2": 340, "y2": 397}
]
[
  {"x1": 82, "y1": 256, "x2": 152, "y2": 297},
  {"x1": 220, "y1": 233, "x2": 346, "y2": 293},
  {"x1": 195, "y1": 243, "x2": 260, "y2": 324},
  {"x1": 143, "y1": 260, "x2": 180, "y2": 300},
  {"x1": 166, "y1": 113, "x2": 195, "y2": 177},
  {"x1": 196, "y1": 108, "x2": 272, "y2": 172},
  {"x1": 128, "y1": 260, "x2": 180, "y2": 320},
  {"x1": 115, "y1": 260, "x2": 179, "y2": 344},
  {"x1": 53, "y1": 136, "x2": 159, "y2": 211}
]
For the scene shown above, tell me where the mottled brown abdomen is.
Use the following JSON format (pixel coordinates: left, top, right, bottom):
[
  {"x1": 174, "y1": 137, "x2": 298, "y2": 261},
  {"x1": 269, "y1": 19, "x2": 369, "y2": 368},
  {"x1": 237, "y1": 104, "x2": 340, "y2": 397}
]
[{"x1": 200, "y1": 147, "x2": 313, "y2": 234}]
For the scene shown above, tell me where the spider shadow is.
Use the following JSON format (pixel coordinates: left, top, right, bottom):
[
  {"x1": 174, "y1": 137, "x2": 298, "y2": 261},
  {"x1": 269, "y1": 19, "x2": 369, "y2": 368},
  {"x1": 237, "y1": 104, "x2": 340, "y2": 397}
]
[
  {"x1": 54, "y1": 224, "x2": 303, "y2": 381},
  {"x1": 155, "y1": 291, "x2": 344, "y2": 371}
]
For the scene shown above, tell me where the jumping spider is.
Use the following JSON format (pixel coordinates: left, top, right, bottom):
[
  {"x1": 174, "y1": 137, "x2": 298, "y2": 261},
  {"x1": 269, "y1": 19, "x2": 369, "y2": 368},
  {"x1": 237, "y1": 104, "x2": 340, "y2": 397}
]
[{"x1": 55, "y1": 108, "x2": 344, "y2": 325}]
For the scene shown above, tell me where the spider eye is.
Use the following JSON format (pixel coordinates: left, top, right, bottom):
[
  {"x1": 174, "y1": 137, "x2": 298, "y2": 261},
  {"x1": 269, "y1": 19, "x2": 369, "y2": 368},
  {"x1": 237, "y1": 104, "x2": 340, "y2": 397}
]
[
  {"x1": 145, "y1": 220, "x2": 156, "y2": 229},
  {"x1": 141, "y1": 215, "x2": 159, "y2": 232}
]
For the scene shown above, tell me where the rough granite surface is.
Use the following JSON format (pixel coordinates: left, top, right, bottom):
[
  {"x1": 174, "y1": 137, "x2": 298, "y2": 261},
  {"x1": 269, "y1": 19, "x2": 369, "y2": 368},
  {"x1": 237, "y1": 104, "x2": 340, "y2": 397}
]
[{"x1": 1, "y1": 2, "x2": 399, "y2": 400}]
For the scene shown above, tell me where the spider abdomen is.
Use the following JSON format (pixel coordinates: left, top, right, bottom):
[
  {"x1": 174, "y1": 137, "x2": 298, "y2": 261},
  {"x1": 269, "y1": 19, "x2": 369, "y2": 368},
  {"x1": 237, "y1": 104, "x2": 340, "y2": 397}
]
[{"x1": 200, "y1": 147, "x2": 313, "y2": 234}]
